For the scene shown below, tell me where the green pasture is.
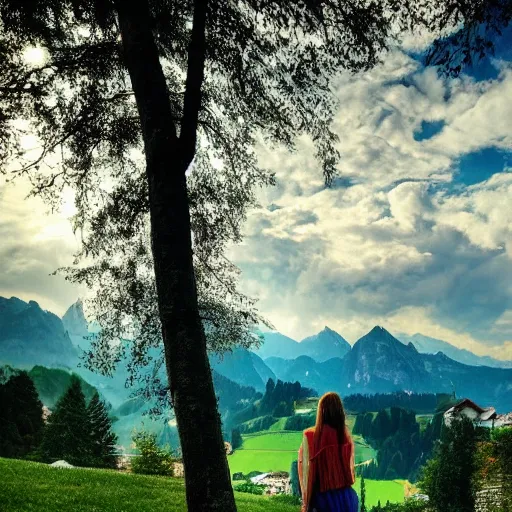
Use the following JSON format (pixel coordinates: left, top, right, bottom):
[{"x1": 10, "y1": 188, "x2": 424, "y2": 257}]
[{"x1": 0, "y1": 458, "x2": 299, "y2": 512}]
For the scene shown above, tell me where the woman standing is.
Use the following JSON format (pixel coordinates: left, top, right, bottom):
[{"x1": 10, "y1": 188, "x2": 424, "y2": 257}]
[{"x1": 298, "y1": 392, "x2": 359, "y2": 512}]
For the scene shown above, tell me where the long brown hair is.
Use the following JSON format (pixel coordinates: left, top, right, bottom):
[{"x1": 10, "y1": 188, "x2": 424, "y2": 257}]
[
  {"x1": 313, "y1": 391, "x2": 349, "y2": 448},
  {"x1": 301, "y1": 392, "x2": 355, "y2": 508}
]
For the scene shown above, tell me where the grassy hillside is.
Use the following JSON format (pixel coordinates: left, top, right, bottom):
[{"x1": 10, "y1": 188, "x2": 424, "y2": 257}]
[
  {"x1": 0, "y1": 458, "x2": 299, "y2": 512},
  {"x1": 28, "y1": 366, "x2": 98, "y2": 408},
  {"x1": 1, "y1": 453, "x2": 403, "y2": 510}
]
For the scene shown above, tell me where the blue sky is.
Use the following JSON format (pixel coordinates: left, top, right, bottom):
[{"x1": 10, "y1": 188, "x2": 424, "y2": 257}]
[{"x1": 0, "y1": 27, "x2": 511, "y2": 360}]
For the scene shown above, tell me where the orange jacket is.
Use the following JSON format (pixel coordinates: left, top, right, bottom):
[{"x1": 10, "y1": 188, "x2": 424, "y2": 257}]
[{"x1": 298, "y1": 425, "x2": 355, "y2": 511}]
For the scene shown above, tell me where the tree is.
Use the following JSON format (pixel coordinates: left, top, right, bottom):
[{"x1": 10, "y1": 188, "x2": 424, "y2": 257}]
[
  {"x1": 231, "y1": 428, "x2": 243, "y2": 451},
  {"x1": 290, "y1": 460, "x2": 301, "y2": 498},
  {"x1": 273, "y1": 401, "x2": 293, "y2": 418},
  {"x1": 363, "y1": 412, "x2": 374, "y2": 439},
  {"x1": 39, "y1": 375, "x2": 92, "y2": 466},
  {"x1": 372, "y1": 410, "x2": 392, "y2": 443},
  {"x1": 492, "y1": 427, "x2": 512, "y2": 511},
  {"x1": 419, "y1": 416, "x2": 478, "y2": 512},
  {"x1": 0, "y1": 372, "x2": 44, "y2": 458},
  {"x1": 1, "y1": 1, "x2": 510, "y2": 510},
  {"x1": 131, "y1": 430, "x2": 174, "y2": 476},
  {"x1": 361, "y1": 474, "x2": 367, "y2": 512},
  {"x1": 87, "y1": 391, "x2": 118, "y2": 468}
]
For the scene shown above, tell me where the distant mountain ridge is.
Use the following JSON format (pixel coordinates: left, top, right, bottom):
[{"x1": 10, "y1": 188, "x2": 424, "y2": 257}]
[
  {"x1": 209, "y1": 348, "x2": 276, "y2": 392},
  {"x1": 265, "y1": 355, "x2": 345, "y2": 395},
  {"x1": 397, "y1": 333, "x2": 512, "y2": 369},
  {"x1": 341, "y1": 326, "x2": 512, "y2": 411},
  {"x1": 253, "y1": 326, "x2": 351, "y2": 362},
  {"x1": 299, "y1": 327, "x2": 351, "y2": 361},
  {"x1": 0, "y1": 296, "x2": 78, "y2": 368},
  {"x1": 2, "y1": 295, "x2": 512, "y2": 414}
]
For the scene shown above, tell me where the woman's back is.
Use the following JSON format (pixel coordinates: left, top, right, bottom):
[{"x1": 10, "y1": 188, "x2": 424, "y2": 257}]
[
  {"x1": 311, "y1": 424, "x2": 355, "y2": 493},
  {"x1": 298, "y1": 392, "x2": 358, "y2": 512}
]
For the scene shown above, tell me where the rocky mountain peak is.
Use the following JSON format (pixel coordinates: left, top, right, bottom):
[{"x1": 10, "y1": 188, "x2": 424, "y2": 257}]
[{"x1": 62, "y1": 299, "x2": 88, "y2": 338}]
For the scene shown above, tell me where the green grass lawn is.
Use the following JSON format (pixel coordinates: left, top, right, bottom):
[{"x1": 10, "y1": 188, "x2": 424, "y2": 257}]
[
  {"x1": 0, "y1": 457, "x2": 404, "y2": 511},
  {"x1": 0, "y1": 458, "x2": 299, "y2": 512},
  {"x1": 242, "y1": 431, "x2": 303, "y2": 450}
]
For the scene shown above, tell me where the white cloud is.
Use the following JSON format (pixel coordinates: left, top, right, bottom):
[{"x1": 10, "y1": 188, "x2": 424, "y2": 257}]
[
  {"x1": 434, "y1": 171, "x2": 512, "y2": 252},
  {"x1": 234, "y1": 48, "x2": 512, "y2": 354}
]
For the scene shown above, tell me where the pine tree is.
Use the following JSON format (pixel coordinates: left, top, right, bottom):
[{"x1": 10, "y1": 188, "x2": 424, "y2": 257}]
[
  {"x1": 87, "y1": 392, "x2": 118, "y2": 468},
  {"x1": 40, "y1": 375, "x2": 93, "y2": 466},
  {"x1": 0, "y1": 372, "x2": 44, "y2": 458},
  {"x1": 353, "y1": 413, "x2": 364, "y2": 435},
  {"x1": 231, "y1": 428, "x2": 243, "y2": 450},
  {"x1": 361, "y1": 474, "x2": 367, "y2": 512}
]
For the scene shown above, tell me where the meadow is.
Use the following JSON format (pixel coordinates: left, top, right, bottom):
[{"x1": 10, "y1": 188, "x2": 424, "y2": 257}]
[
  {"x1": 227, "y1": 429, "x2": 377, "y2": 474},
  {"x1": 0, "y1": 458, "x2": 299, "y2": 512},
  {"x1": 226, "y1": 415, "x2": 406, "y2": 508},
  {"x1": 0, "y1": 457, "x2": 405, "y2": 511}
]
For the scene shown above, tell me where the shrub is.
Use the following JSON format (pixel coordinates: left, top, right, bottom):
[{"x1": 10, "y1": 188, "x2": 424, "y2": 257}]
[
  {"x1": 233, "y1": 481, "x2": 266, "y2": 495},
  {"x1": 285, "y1": 413, "x2": 316, "y2": 431},
  {"x1": 130, "y1": 431, "x2": 174, "y2": 476},
  {"x1": 238, "y1": 415, "x2": 276, "y2": 434}
]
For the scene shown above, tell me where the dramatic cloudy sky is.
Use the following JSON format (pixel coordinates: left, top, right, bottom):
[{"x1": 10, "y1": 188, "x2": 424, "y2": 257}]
[
  {"x1": 230, "y1": 31, "x2": 512, "y2": 359},
  {"x1": 1, "y1": 29, "x2": 511, "y2": 360}
]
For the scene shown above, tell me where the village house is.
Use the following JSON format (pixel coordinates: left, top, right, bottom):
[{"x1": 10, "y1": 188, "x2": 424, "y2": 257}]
[
  {"x1": 250, "y1": 472, "x2": 291, "y2": 495},
  {"x1": 443, "y1": 399, "x2": 512, "y2": 428}
]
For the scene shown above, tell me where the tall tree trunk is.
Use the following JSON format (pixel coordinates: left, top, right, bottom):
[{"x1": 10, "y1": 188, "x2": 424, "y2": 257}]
[{"x1": 115, "y1": 2, "x2": 237, "y2": 511}]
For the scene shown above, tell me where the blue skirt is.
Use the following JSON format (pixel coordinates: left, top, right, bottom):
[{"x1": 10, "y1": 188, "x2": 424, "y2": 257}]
[{"x1": 311, "y1": 487, "x2": 359, "y2": 512}]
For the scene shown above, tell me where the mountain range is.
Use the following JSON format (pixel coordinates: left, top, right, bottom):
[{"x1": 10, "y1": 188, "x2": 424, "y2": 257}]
[
  {"x1": 340, "y1": 327, "x2": 512, "y2": 410},
  {"x1": 209, "y1": 348, "x2": 276, "y2": 392},
  {"x1": 253, "y1": 326, "x2": 351, "y2": 362},
  {"x1": 1, "y1": 294, "x2": 512, "y2": 414},
  {"x1": 397, "y1": 333, "x2": 512, "y2": 369},
  {"x1": 258, "y1": 327, "x2": 512, "y2": 410}
]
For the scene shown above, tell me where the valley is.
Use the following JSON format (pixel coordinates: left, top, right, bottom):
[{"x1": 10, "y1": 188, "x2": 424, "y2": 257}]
[{"x1": 1, "y1": 294, "x2": 511, "y2": 508}]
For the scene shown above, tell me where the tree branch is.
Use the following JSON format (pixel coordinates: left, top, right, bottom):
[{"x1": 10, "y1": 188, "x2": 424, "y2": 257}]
[{"x1": 179, "y1": 0, "x2": 208, "y2": 171}]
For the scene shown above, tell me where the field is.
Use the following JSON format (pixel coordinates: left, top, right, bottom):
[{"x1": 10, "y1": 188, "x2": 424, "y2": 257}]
[
  {"x1": 0, "y1": 458, "x2": 299, "y2": 512},
  {"x1": 228, "y1": 428, "x2": 377, "y2": 475},
  {"x1": 226, "y1": 415, "x2": 406, "y2": 508},
  {"x1": 363, "y1": 479, "x2": 405, "y2": 508},
  {"x1": 228, "y1": 431, "x2": 302, "y2": 474}
]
